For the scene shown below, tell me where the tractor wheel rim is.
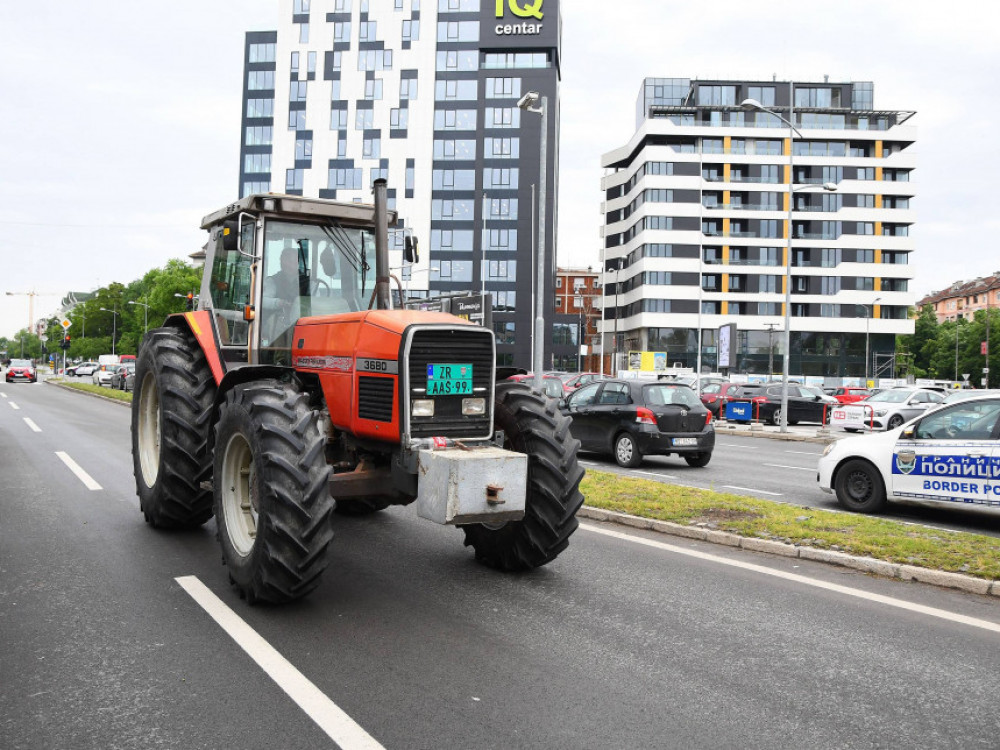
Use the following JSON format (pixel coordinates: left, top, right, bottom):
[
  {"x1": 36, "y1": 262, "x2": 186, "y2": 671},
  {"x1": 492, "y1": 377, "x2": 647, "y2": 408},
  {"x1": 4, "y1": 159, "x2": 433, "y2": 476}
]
[
  {"x1": 137, "y1": 372, "x2": 160, "y2": 487},
  {"x1": 221, "y1": 433, "x2": 257, "y2": 557}
]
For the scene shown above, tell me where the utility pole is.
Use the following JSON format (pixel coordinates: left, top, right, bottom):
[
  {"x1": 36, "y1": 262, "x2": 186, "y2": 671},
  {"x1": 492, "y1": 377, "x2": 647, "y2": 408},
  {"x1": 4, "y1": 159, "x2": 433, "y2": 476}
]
[{"x1": 764, "y1": 322, "x2": 780, "y2": 379}]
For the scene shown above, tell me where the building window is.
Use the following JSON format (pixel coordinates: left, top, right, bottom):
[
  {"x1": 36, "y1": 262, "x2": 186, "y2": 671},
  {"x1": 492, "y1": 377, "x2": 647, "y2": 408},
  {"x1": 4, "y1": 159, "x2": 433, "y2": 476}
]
[
  {"x1": 402, "y1": 19, "x2": 420, "y2": 41},
  {"x1": 245, "y1": 126, "x2": 273, "y2": 145},
  {"x1": 247, "y1": 98, "x2": 274, "y2": 118},
  {"x1": 289, "y1": 81, "x2": 308, "y2": 102},
  {"x1": 248, "y1": 43, "x2": 276, "y2": 63},
  {"x1": 747, "y1": 86, "x2": 775, "y2": 107},
  {"x1": 244, "y1": 153, "x2": 271, "y2": 173},
  {"x1": 359, "y1": 20, "x2": 377, "y2": 42},
  {"x1": 400, "y1": 77, "x2": 417, "y2": 100},
  {"x1": 286, "y1": 169, "x2": 303, "y2": 191},
  {"x1": 485, "y1": 137, "x2": 519, "y2": 159},
  {"x1": 248, "y1": 70, "x2": 275, "y2": 90},
  {"x1": 288, "y1": 110, "x2": 306, "y2": 130}
]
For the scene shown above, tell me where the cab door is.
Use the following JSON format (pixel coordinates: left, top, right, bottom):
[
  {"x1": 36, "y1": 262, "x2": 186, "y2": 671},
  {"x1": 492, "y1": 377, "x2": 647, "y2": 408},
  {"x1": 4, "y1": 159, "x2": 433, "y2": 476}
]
[{"x1": 890, "y1": 398, "x2": 1000, "y2": 508}]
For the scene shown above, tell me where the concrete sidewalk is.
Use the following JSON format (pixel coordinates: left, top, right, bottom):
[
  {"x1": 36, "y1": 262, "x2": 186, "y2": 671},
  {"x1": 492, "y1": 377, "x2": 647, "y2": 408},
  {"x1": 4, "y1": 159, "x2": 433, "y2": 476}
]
[{"x1": 712, "y1": 416, "x2": 841, "y2": 444}]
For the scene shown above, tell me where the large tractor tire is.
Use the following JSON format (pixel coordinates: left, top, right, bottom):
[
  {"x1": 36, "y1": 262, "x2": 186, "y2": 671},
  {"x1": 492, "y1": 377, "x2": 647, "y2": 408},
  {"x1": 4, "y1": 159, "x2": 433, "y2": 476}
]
[
  {"x1": 460, "y1": 382, "x2": 585, "y2": 571},
  {"x1": 214, "y1": 380, "x2": 334, "y2": 604},
  {"x1": 132, "y1": 327, "x2": 217, "y2": 529}
]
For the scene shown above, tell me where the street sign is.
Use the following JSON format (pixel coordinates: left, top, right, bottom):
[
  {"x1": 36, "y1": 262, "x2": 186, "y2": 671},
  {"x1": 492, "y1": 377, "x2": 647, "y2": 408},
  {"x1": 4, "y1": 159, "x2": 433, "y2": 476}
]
[
  {"x1": 39, "y1": 335, "x2": 48, "y2": 343},
  {"x1": 962, "y1": 373, "x2": 970, "y2": 381},
  {"x1": 61, "y1": 318, "x2": 71, "y2": 329}
]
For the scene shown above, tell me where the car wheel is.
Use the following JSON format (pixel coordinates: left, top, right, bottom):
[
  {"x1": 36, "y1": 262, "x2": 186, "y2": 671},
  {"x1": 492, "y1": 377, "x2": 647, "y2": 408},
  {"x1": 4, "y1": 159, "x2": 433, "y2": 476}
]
[
  {"x1": 887, "y1": 414, "x2": 904, "y2": 430},
  {"x1": 684, "y1": 452, "x2": 712, "y2": 468},
  {"x1": 769, "y1": 408, "x2": 782, "y2": 426},
  {"x1": 834, "y1": 459, "x2": 887, "y2": 513},
  {"x1": 614, "y1": 432, "x2": 643, "y2": 468}
]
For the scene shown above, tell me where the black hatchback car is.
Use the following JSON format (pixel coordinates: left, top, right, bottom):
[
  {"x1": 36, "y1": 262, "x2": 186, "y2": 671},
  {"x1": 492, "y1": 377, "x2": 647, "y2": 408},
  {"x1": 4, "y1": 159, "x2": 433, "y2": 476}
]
[{"x1": 559, "y1": 379, "x2": 715, "y2": 468}]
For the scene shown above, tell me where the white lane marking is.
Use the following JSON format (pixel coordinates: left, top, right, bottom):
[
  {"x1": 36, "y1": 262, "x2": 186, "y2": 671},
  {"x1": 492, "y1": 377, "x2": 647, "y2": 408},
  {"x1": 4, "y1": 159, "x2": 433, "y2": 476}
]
[
  {"x1": 9, "y1": 402, "x2": 20, "y2": 410},
  {"x1": 718, "y1": 443, "x2": 754, "y2": 449},
  {"x1": 1, "y1": 392, "x2": 7, "y2": 398},
  {"x1": 23, "y1": 418, "x2": 41, "y2": 433},
  {"x1": 55, "y1": 452, "x2": 103, "y2": 491},
  {"x1": 176, "y1": 576, "x2": 386, "y2": 750},
  {"x1": 723, "y1": 485, "x2": 783, "y2": 497},
  {"x1": 580, "y1": 524, "x2": 1000, "y2": 635},
  {"x1": 764, "y1": 463, "x2": 816, "y2": 472},
  {"x1": 786, "y1": 450, "x2": 821, "y2": 456},
  {"x1": 636, "y1": 470, "x2": 678, "y2": 480}
]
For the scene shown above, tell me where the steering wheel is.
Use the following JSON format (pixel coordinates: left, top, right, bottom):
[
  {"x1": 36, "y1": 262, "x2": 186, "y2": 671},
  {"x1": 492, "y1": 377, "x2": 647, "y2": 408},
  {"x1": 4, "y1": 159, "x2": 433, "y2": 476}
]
[{"x1": 311, "y1": 279, "x2": 331, "y2": 297}]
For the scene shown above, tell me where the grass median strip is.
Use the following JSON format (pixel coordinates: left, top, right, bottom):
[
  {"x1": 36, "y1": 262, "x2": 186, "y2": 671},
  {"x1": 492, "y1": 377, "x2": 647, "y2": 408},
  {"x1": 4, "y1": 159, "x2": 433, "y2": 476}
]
[
  {"x1": 580, "y1": 470, "x2": 1000, "y2": 581},
  {"x1": 55, "y1": 379, "x2": 132, "y2": 403}
]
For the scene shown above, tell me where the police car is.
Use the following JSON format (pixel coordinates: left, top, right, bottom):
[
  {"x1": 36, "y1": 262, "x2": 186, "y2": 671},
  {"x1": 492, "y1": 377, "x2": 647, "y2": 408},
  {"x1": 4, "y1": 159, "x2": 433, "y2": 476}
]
[{"x1": 818, "y1": 394, "x2": 1000, "y2": 514}]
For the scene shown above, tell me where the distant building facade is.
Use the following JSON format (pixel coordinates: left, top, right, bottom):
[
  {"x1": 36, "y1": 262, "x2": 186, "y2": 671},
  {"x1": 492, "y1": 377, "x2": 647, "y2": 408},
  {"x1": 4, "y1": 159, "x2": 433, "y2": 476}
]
[
  {"x1": 600, "y1": 77, "x2": 916, "y2": 378},
  {"x1": 238, "y1": 0, "x2": 562, "y2": 370},
  {"x1": 917, "y1": 273, "x2": 1000, "y2": 323},
  {"x1": 554, "y1": 267, "x2": 601, "y2": 372}
]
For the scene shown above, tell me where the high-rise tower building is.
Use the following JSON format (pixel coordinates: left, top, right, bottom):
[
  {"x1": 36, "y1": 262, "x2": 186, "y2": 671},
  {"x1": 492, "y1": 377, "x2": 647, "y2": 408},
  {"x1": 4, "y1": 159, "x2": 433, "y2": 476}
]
[
  {"x1": 238, "y1": 0, "x2": 562, "y2": 369},
  {"x1": 601, "y1": 78, "x2": 916, "y2": 379}
]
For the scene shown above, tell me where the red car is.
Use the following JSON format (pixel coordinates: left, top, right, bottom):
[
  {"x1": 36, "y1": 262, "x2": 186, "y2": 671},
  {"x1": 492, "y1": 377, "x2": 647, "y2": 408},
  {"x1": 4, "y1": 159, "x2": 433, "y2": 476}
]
[
  {"x1": 5, "y1": 359, "x2": 37, "y2": 383},
  {"x1": 558, "y1": 371, "x2": 607, "y2": 393},
  {"x1": 505, "y1": 373, "x2": 566, "y2": 400},
  {"x1": 699, "y1": 381, "x2": 741, "y2": 417},
  {"x1": 831, "y1": 387, "x2": 871, "y2": 404}
]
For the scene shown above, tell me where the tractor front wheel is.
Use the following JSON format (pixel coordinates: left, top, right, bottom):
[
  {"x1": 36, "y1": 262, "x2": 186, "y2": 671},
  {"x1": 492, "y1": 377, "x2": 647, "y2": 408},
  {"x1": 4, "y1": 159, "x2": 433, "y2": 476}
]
[
  {"x1": 131, "y1": 327, "x2": 216, "y2": 528},
  {"x1": 460, "y1": 383, "x2": 585, "y2": 571},
  {"x1": 214, "y1": 380, "x2": 334, "y2": 604}
]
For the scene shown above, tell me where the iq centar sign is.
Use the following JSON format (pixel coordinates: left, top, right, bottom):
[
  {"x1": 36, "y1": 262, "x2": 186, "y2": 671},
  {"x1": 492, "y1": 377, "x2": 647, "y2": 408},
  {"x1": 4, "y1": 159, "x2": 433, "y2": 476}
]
[{"x1": 495, "y1": 0, "x2": 544, "y2": 35}]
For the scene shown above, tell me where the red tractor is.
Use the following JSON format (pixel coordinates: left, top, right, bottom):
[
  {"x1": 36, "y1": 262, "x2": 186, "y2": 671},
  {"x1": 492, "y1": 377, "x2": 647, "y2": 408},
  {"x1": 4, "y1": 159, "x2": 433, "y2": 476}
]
[{"x1": 131, "y1": 181, "x2": 584, "y2": 603}]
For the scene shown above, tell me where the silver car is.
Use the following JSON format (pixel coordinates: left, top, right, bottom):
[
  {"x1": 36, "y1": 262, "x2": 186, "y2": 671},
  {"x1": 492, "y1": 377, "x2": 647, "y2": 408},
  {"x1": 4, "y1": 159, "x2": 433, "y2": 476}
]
[{"x1": 830, "y1": 387, "x2": 945, "y2": 432}]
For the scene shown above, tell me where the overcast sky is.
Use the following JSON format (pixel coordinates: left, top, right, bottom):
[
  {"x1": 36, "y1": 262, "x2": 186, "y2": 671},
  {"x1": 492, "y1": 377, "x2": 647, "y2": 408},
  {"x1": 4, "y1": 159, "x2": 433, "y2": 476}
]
[{"x1": 2, "y1": 1, "x2": 997, "y2": 339}]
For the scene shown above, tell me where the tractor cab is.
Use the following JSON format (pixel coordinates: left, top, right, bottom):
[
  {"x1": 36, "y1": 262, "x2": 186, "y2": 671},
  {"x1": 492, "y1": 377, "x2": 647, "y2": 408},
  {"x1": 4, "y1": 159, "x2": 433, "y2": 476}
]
[{"x1": 199, "y1": 194, "x2": 389, "y2": 367}]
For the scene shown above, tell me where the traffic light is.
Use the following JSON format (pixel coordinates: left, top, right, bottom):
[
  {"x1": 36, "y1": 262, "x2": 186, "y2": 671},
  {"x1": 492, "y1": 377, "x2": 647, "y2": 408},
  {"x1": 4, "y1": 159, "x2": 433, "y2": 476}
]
[
  {"x1": 185, "y1": 292, "x2": 195, "y2": 310},
  {"x1": 61, "y1": 334, "x2": 71, "y2": 350}
]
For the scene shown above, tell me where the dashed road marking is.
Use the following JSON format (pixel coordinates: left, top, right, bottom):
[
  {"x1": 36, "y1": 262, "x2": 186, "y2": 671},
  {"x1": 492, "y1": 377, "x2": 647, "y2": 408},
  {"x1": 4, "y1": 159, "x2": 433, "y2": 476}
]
[
  {"x1": 177, "y1": 576, "x2": 386, "y2": 750},
  {"x1": 723, "y1": 485, "x2": 783, "y2": 496},
  {"x1": 23, "y1": 418, "x2": 41, "y2": 433},
  {"x1": 55, "y1": 452, "x2": 102, "y2": 491},
  {"x1": 765, "y1": 463, "x2": 816, "y2": 472},
  {"x1": 9, "y1": 402, "x2": 20, "y2": 410}
]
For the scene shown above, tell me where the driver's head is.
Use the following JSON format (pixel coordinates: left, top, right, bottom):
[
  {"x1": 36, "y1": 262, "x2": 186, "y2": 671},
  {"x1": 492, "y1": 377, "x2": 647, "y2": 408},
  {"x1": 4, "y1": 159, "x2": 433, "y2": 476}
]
[
  {"x1": 280, "y1": 245, "x2": 298, "y2": 275},
  {"x1": 319, "y1": 246, "x2": 337, "y2": 276}
]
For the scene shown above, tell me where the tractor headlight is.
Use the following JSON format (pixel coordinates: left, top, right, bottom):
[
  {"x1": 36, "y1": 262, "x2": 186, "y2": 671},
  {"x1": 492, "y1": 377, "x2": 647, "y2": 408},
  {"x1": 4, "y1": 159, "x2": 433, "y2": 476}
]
[
  {"x1": 462, "y1": 398, "x2": 486, "y2": 416},
  {"x1": 412, "y1": 399, "x2": 435, "y2": 417}
]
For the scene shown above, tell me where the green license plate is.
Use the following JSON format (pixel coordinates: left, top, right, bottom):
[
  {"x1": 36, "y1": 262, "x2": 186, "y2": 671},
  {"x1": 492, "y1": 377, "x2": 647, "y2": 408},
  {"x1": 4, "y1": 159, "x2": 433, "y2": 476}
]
[{"x1": 426, "y1": 363, "x2": 473, "y2": 396}]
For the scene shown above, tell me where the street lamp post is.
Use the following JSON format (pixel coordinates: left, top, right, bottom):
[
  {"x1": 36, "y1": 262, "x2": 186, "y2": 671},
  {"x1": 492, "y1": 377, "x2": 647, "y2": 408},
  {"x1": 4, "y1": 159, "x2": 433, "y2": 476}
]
[
  {"x1": 742, "y1": 89, "x2": 836, "y2": 432},
  {"x1": 863, "y1": 296, "x2": 882, "y2": 384},
  {"x1": 128, "y1": 299, "x2": 150, "y2": 336},
  {"x1": 518, "y1": 91, "x2": 548, "y2": 391},
  {"x1": 985, "y1": 276, "x2": 999, "y2": 388},
  {"x1": 99, "y1": 305, "x2": 119, "y2": 356},
  {"x1": 764, "y1": 322, "x2": 780, "y2": 378}
]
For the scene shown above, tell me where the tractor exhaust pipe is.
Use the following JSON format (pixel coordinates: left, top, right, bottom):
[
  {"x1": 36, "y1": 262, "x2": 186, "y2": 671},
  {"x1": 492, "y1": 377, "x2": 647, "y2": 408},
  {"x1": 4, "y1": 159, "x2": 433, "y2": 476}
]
[{"x1": 373, "y1": 178, "x2": 391, "y2": 310}]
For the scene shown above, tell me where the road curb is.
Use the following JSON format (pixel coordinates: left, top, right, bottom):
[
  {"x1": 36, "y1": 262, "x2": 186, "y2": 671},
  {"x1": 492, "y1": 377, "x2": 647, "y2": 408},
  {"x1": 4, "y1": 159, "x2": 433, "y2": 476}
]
[
  {"x1": 43, "y1": 378, "x2": 131, "y2": 408},
  {"x1": 715, "y1": 421, "x2": 837, "y2": 444},
  {"x1": 577, "y1": 506, "x2": 1000, "y2": 597}
]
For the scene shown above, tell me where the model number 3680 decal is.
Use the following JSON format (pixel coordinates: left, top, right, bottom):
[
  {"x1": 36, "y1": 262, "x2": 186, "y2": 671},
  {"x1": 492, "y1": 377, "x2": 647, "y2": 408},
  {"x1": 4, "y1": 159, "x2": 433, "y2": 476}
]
[{"x1": 357, "y1": 358, "x2": 399, "y2": 374}]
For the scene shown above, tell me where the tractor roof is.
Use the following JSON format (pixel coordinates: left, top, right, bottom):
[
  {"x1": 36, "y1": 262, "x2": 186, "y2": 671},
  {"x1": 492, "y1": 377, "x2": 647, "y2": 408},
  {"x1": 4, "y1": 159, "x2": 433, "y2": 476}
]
[{"x1": 200, "y1": 193, "x2": 398, "y2": 231}]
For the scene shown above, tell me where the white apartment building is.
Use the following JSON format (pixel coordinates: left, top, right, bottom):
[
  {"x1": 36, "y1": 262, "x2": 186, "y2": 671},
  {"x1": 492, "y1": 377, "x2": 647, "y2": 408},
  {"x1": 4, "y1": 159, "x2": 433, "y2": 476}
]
[{"x1": 600, "y1": 78, "x2": 916, "y2": 378}]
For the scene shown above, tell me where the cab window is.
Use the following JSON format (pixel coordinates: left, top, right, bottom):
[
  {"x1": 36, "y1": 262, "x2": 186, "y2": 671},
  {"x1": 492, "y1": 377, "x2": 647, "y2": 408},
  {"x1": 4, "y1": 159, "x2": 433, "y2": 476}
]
[{"x1": 913, "y1": 399, "x2": 1000, "y2": 441}]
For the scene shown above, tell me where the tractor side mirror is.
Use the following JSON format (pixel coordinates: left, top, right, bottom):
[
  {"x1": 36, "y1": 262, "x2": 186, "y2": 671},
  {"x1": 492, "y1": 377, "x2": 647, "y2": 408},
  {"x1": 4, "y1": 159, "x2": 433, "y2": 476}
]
[
  {"x1": 221, "y1": 220, "x2": 240, "y2": 252},
  {"x1": 404, "y1": 236, "x2": 419, "y2": 264}
]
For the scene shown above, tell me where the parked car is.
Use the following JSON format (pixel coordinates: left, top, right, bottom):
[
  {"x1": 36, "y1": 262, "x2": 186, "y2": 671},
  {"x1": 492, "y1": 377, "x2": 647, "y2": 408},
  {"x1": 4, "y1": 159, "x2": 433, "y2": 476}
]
[
  {"x1": 829, "y1": 387, "x2": 945, "y2": 432},
  {"x1": 92, "y1": 363, "x2": 116, "y2": 387},
  {"x1": 505, "y1": 373, "x2": 566, "y2": 401},
  {"x1": 110, "y1": 362, "x2": 136, "y2": 391},
  {"x1": 830, "y1": 387, "x2": 872, "y2": 404},
  {"x1": 818, "y1": 394, "x2": 1000, "y2": 515},
  {"x1": 72, "y1": 361, "x2": 100, "y2": 377},
  {"x1": 5, "y1": 359, "x2": 36, "y2": 383},
  {"x1": 699, "y1": 381, "x2": 743, "y2": 417},
  {"x1": 558, "y1": 378, "x2": 714, "y2": 468},
  {"x1": 728, "y1": 383, "x2": 837, "y2": 426},
  {"x1": 558, "y1": 371, "x2": 607, "y2": 393},
  {"x1": 939, "y1": 388, "x2": 1000, "y2": 405}
]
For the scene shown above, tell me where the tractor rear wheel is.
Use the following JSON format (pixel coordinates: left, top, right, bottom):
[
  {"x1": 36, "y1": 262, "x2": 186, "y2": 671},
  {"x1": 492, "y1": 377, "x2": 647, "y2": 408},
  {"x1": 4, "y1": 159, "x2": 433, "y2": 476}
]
[
  {"x1": 132, "y1": 327, "x2": 216, "y2": 528},
  {"x1": 214, "y1": 380, "x2": 334, "y2": 604},
  {"x1": 460, "y1": 382, "x2": 585, "y2": 571}
]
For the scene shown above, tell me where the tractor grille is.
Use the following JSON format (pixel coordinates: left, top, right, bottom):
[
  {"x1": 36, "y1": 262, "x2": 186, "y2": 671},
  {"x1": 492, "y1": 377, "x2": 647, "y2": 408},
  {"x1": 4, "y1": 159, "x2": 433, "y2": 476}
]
[
  {"x1": 407, "y1": 327, "x2": 494, "y2": 439},
  {"x1": 358, "y1": 376, "x2": 395, "y2": 423}
]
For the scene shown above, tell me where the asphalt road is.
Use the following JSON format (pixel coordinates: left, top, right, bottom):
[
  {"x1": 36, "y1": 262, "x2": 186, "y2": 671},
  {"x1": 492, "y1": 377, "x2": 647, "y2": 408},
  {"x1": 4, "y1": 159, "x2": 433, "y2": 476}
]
[{"x1": 3, "y1": 379, "x2": 1000, "y2": 749}]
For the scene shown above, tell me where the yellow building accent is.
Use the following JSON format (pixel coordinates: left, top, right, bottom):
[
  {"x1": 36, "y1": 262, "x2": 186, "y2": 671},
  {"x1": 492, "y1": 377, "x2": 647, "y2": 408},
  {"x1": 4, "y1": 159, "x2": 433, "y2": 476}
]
[
  {"x1": 875, "y1": 277, "x2": 882, "y2": 292},
  {"x1": 784, "y1": 162, "x2": 791, "y2": 184},
  {"x1": 875, "y1": 195, "x2": 882, "y2": 209},
  {"x1": 783, "y1": 191, "x2": 789, "y2": 213},
  {"x1": 876, "y1": 167, "x2": 883, "y2": 181},
  {"x1": 875, "y1": 250, "x2": 882, "y2": 264},
  {"x1": 724, "y1": 136, "x2": 732, "y2": 153},
  {"x1": 722, "y1": 273, "x2": 729, "y2": 292},
  {"x1": 724, "y1": 163, "x2": 731, "y2": 182},
  {"x1": 874, "y1": 304, "x2": 881, "y2": 318},
  {"x1": 875, "y1": 141, "x2": 883, "y2": 158},
  {"x1": 721, "y1": 301, "x2": 729, "y2": 315},
  {"x1": 784, "y1": 137, "x2": 791, "y2": 157},
  {"x1": 723, "y1": 218, "x2": 730, "y2": 236},
  {"x1": 875, "y1": 222, "x2": 882, "y2": 236},
  {"x1": 723, "y1": 190, "x2": 730, "y2": 206},
  {"x1": 722, "y1": 246, "x2": 730, "y2": 264}
]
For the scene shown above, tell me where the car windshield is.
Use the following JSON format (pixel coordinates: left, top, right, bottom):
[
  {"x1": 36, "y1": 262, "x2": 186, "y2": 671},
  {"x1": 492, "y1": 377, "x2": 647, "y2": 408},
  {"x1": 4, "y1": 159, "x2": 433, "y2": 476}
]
[
  {"x1": 644, "y1": 384, "x2": 701, "y2": 408},
  {"x1": 542, "y1": 378, "x2": 564, "y2": 398},
  {"x1": 867, "y1": 389, "x2": 913, "y2": 403},
  {"x1": 11, "y1": 359, "x2": 31, "y2": 368}
]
